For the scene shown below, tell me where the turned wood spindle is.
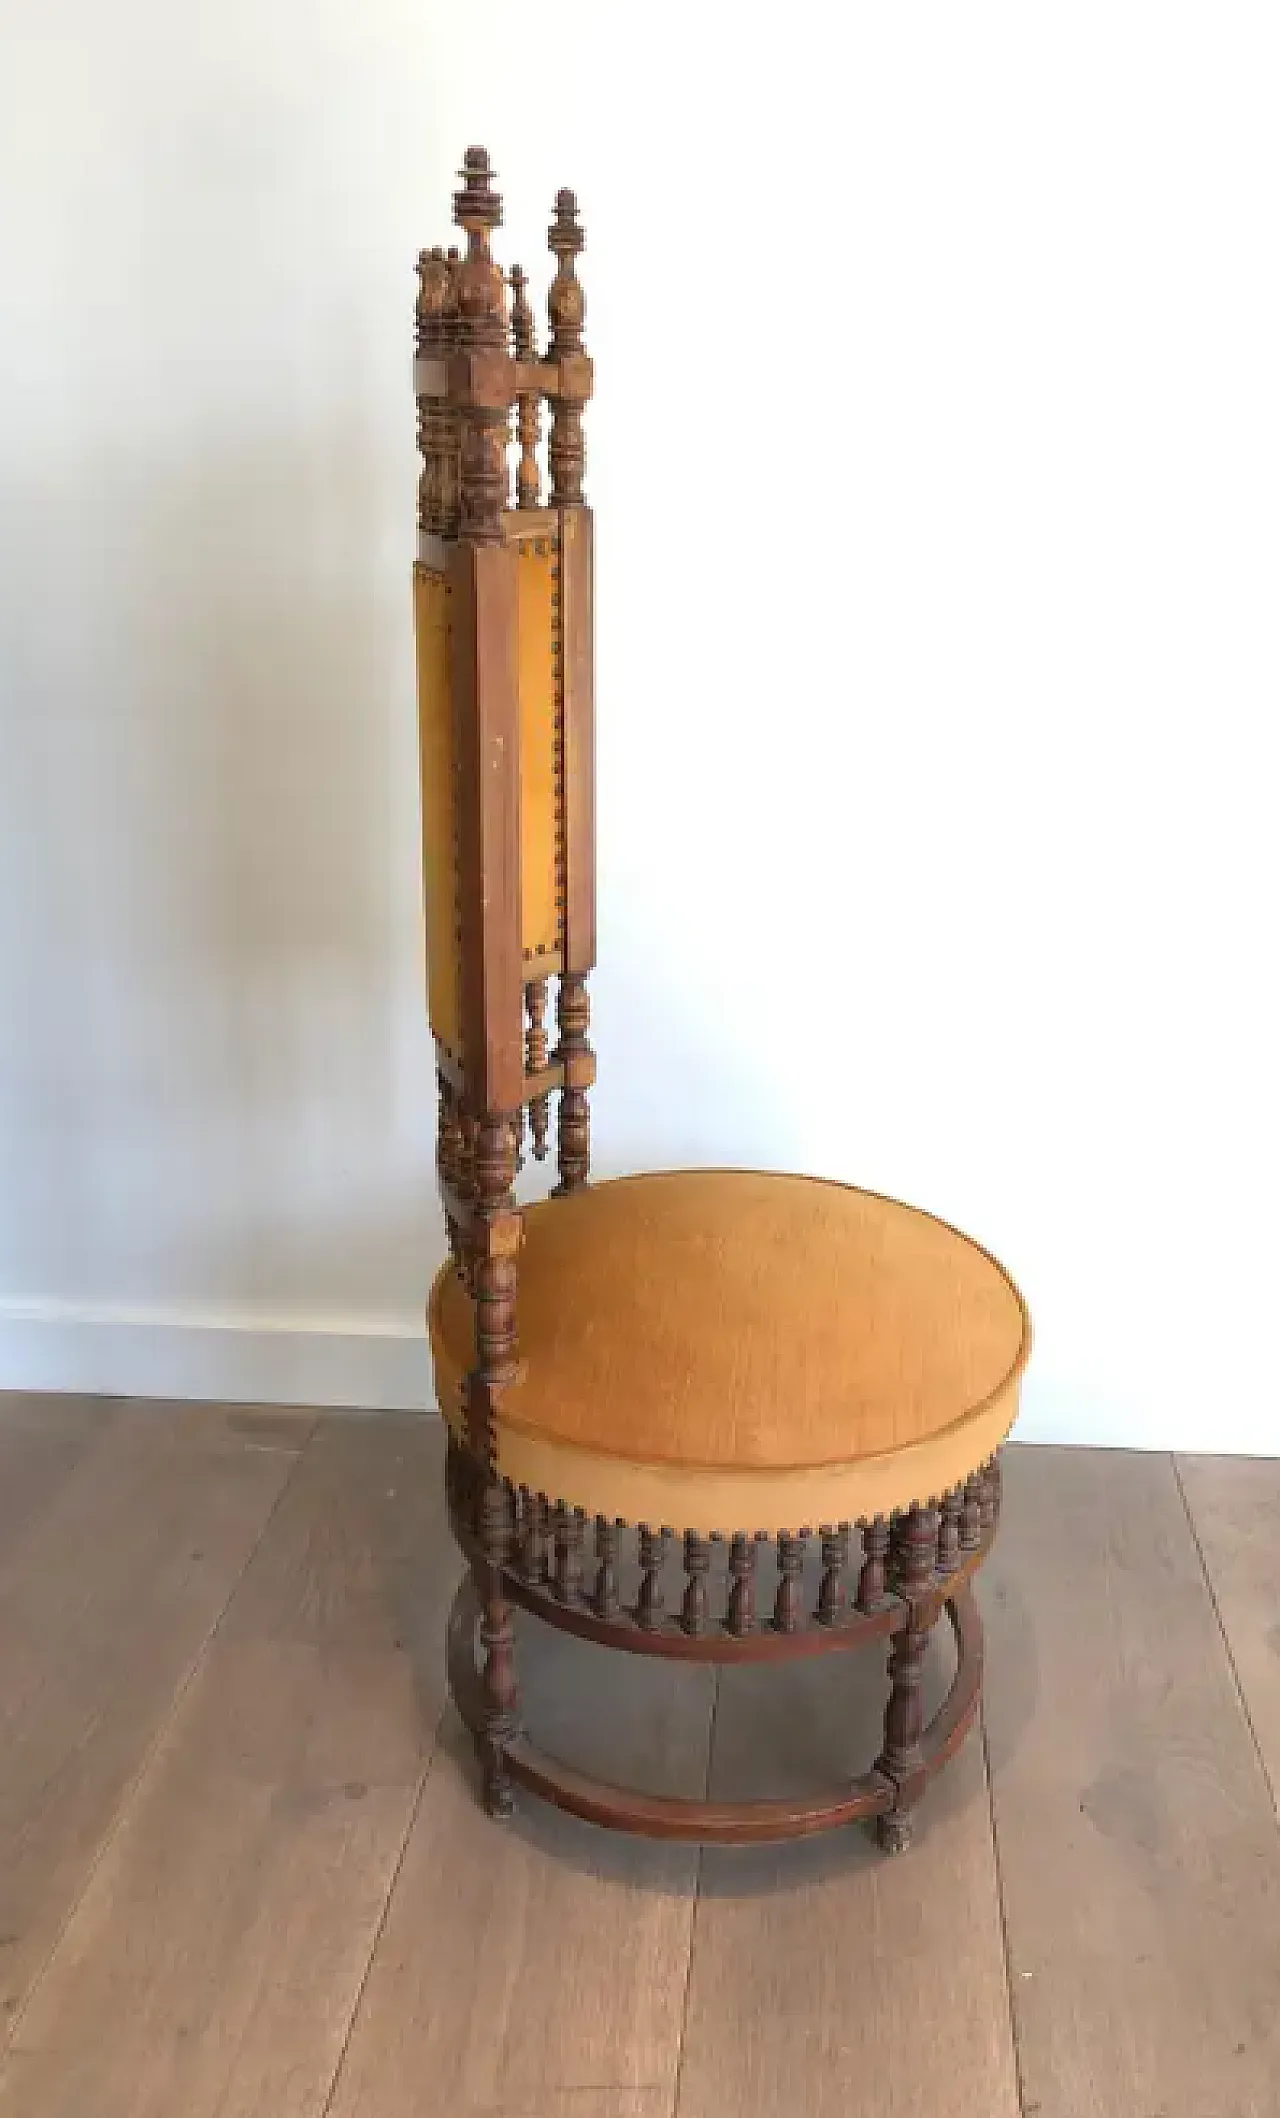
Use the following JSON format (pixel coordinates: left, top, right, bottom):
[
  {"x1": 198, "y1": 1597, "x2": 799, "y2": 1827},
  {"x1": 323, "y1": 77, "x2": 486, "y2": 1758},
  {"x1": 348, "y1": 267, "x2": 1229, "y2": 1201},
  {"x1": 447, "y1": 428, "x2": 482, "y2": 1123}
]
[
  {"x1": 519, "y1": 1489, "x2": 550, "y2": 1584},
  {"x1": 937, "y1": 1488, "x2": 963, "y2": 1578},
  {"x1": 857, "y1": 1517, "x2": 891, "y2": 1612},
  {"x1": 980, "y1": 1458, "x2": 999, "y2": 1535},
  {"x1": 817, "y1": 1525, "x2": 850, "y2": 1626},
  {"x1": 553, "y1": 974, "x2": 592, "y2": 1193},
  {"x1": 637, "y1": 1526, "x2": 668, "y2": 1630},
  {"x1": 469, "y1": 1111, "x2": 520, "y2": 1815},
  {"x1": 726, "y1": 1533, "x2": 760, "y2": 1636},
  {"x1": 415, "y1": 245, "x2": 462, "y2": 538},
  {"x1": 876, "y1": 1505, "x2": 940, "y2": 1850},
  {"x1": 681, "y1": 1532, "x2": 712, "y2": 1637},
  {"x1": 509, "y1": 263, "x2": 542, "y2": 510},
  {"x1": 961, "y1": 1472, "x2": 984, "y2": 1553},
  {"x1": 547, "y1": 188, "x2": 587, "y2": 505},
  {"x1": 453, "y1": 148, "x2": 509, "y2": 544},
  {"x1": 772, "y1": 1531, "x2": 807, "y2": 1635},
  {"x1": 553, "y1": 1504, "x2": 585, "y2": 1603},
  {"x1": 593, "y1": 1516, "x2": 622, "y2": 1620},
  {"x1": 525, "y1": 979, "x2": 551, "y2": 1160}
]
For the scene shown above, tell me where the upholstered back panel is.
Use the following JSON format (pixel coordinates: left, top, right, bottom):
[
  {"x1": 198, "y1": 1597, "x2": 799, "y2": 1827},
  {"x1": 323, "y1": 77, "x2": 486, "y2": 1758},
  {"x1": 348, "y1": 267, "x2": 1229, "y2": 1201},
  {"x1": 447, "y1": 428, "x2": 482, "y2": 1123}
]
[{"x1": 414, "y1": 516, "x2": 568, "y2": 1077}]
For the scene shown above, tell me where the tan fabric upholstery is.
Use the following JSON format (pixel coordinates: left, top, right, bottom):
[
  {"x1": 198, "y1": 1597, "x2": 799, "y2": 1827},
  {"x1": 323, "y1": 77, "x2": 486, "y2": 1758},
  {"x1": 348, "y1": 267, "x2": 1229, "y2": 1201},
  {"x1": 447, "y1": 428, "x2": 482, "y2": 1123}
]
[{"x1": 429, "y1": 1170, "x2": 1030, "y2": 1534}]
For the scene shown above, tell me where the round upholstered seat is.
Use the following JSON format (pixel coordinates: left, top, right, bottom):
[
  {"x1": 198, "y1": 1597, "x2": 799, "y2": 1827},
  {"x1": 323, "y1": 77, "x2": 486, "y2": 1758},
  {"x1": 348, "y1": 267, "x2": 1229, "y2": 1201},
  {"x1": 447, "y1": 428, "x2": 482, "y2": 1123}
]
[{"x1": 429, "y1": 1170, "x2": 1030, "y2": 1536}]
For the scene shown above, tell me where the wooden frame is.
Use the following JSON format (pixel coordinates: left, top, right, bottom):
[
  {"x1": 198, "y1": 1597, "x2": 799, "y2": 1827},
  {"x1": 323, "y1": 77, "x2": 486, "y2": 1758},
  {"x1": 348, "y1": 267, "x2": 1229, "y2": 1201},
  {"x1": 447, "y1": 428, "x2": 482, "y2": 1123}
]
[{"x1": 414, "y1": 147, "x2": 1009, "y2": 1851}]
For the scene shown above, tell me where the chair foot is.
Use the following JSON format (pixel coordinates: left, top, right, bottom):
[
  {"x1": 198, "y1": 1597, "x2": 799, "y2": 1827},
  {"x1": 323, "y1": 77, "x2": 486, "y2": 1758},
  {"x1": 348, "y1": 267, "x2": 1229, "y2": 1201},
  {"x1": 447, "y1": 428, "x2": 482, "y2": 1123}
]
[
  {"x1": 483, "y1": 1760, "x2": 516, "y2": 1819},
  {"x1": 876, "y1": 1808, "x2": 915, "y2": 1855}
]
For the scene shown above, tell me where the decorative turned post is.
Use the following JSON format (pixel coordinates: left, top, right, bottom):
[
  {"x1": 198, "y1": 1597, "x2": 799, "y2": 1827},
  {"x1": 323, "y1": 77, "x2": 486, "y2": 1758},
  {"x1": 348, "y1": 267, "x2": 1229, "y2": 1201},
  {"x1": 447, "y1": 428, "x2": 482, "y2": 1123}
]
[
  {"x1": 519, "y1": 1489, "x2": 550, "y2": 1584},
  {"x1": 937, "y1": 1489, "x2": 963, "y2": 1578},
  {"x1": 857, "y1": 1517, "x2": 890, "y2": 1613},
  {"x1": 636, "y1": 1526, "x2": 668, "y2": 1630},
  {"x1": 553, "y1": 974, "x2": 592, "y2": 1193},
  {"x1": 681, "y1": 1532, "x2": 711, "y2": 1637},
  {"x1": 593, "y1": 1517, "x2": 622, "y2": 1621},
  {"x1": 453, "y1": 148, "x2": 508, "y2": 544},
  {"x1": 727, "y1": 1533, "x2": 760, "y2": 1636},
  {"x1": 415, "y1": 244, "x2": 462, "y2": 538},
  {"x1": 525, "y1": 979, "x2": 551, "y2": 1160},
  {"x1": 546, "y1": 188, "x2": 588, "y2": 505},
  {"x1": 876, "y1": 1505, "x2": 940, "y2": 1852},
  {"x1": 961, "y1": 1472, "x2": 984, "y2": 1553},
  {"x1": 772, "y1": 1532, "x2": 807, "y2": 1635},
  {"x1": 510, "y1": 264, "x2": 542, "y2": 510},
  {"x1": 470, "y1": 1111, "x2": 520, "y2": 1817},
  {"x1": 817, "y1": 1526, "x2": 850, "y2": 1626},
  {"x1": 553, "y1": 1504, "x2": 585, "y2": 1603},
  {"x1": 980, "y1": 1458, "x2": 1000, "y2": 1536}
]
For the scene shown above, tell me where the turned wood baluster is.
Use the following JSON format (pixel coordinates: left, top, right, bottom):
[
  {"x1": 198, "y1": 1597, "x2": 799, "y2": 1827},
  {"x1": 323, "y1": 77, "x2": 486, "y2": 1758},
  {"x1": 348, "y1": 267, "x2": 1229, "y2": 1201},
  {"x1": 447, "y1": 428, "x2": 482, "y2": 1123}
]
[
  {"x1": 817, "y1": 1525, "x2": 850, "y2": 1626},
  {"x1": 547, "y1": 188, "x2": 587, "y2": 505},
  {"x1": 637, "y1": 1526, "x2": 668, "y2": 1630},
  {"x1": 681, "y1": 1532, "x2": 711, "y2": 1637},
  {"x1": 773, "y1": 1532, "x2": 807, "y2": 1635},
  {"x1": 525, "y1": 979, "x2": 551, "y2": 1161},
  {"x1": 876, "y1": 1505, "x2": 940, "y2": 1851},
  {"x1": 415, "y1": 245, "x2": 462, "y2": 538},
  {"x1": 553, "y1": 1504, "x2": 585, "y2": 1603},
  {"x1": 593, "y1": 1517, "x2": 622, "y2": 1621},
  {"x1": 469, "y1": 1110, "x2": 521, "y2": 1817},
  {"x1": 727, "y1": 1533, "x2": 761, "y2": 1636},
  {"x1": 936, "y1": 1488, "x2": 963, "y2": 1578},
  {"x1": 961, "y1": 1472, "x2": 984, "y2": 1553},
  {"x1": 980, "y1": 1457, "x2": 999, "y2": 1535},
  {"x1": 856, "y1": 1517, "x2": 890, "y2": 1612},
  {"x1": 453, "y1": 148, "x2": 508, "y2": 544},
  {"x1": 509, "y1": 264, "x2": 542, "y2": 511},
  {"x1": 519, "y1": 1489, "x2": 550, "y2": 1584},
  {"x1": 553, "y1": 974, "x2": 592, "y2": 1193}
]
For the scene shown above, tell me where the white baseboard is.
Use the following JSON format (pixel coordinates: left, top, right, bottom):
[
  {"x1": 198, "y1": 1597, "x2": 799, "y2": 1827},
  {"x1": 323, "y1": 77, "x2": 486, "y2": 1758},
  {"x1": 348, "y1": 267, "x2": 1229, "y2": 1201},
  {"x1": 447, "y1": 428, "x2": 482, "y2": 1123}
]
[{"x1": 0, "y1": 1299, "x2": 431, "y2": 1412}]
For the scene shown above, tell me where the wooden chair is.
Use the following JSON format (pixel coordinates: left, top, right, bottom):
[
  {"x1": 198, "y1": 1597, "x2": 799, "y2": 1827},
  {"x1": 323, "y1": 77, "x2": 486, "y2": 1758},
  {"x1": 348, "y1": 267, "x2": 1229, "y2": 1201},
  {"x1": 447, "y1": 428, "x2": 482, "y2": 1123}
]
[{"x1": 413, "y1": 148, "x2": 1031, "y2": 1851}]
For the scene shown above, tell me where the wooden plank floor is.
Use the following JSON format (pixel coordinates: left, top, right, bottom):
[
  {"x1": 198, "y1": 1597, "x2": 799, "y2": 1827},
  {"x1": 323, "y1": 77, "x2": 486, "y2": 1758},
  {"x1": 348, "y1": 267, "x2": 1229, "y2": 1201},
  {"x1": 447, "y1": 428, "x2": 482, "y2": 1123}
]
[{"x1": 1, "y1": 1396, "x2": 1278, "y2": 2117}]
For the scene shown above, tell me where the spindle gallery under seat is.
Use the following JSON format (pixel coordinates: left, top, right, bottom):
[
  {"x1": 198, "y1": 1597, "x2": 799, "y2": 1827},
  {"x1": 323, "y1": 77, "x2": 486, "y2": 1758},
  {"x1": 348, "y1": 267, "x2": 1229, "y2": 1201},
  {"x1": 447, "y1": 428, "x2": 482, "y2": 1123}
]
[{"x1": 415, "y1": 147, "x2": 1031, "y2": 1852}]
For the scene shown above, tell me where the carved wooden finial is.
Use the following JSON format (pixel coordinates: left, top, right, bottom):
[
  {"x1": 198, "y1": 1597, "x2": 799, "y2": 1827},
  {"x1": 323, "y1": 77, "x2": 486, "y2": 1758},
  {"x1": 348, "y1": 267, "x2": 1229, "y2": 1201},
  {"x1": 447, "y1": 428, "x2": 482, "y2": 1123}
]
[
  {"x1": 510, "y1": 265, "x2": 542, "y2": 511},
  {"x1": 453, "y1": 148, "x2": 509, "y2": 541},
  {"x1": 547, "y1": 187, "x2": 588, "y2": 505}
]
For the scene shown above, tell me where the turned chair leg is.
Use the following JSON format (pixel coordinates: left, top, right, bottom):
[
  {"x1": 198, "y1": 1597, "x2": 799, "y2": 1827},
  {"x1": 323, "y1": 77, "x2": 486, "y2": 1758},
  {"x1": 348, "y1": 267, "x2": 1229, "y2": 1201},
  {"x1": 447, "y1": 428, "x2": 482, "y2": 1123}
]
[
  {"x1": 874, "y1": 1503, "x2": 940, "y2": 1854},
  {"x1": 476, "y1": 1476, "x2": 519, "y2": 1817}
]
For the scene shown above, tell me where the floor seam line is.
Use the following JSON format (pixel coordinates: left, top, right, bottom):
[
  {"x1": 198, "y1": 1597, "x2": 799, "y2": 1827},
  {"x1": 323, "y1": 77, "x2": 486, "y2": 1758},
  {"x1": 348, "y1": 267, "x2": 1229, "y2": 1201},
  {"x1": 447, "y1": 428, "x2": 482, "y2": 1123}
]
[
  {"x1": 670, "y1": 1664, "x2": 720, "y2": 2118},
  {"x1": 980, "y1": 1695, "x2": 1032, "y2": 2118},
  {"x1": 1172, "y1": 1452, "x2": 1279, "y2": 1823},
  {"x1": 317, "y1": 1735, "x2": 439, "y2": 2118}
]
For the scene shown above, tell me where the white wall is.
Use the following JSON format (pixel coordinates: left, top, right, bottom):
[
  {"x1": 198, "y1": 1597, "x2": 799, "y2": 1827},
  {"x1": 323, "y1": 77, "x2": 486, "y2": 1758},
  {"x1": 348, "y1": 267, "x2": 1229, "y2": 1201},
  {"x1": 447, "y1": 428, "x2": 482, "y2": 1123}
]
[{"x1": 1, "y1": 1, "x2": 1277, "y2": 1451}]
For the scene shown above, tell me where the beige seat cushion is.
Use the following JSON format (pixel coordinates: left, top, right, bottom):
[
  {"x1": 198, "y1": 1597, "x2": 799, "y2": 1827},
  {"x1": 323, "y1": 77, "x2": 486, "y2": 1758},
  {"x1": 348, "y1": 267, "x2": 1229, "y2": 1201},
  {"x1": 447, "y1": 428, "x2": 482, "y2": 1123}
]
[{"x1": 429, "y1": 1169, "x2": 1030, "y2": 1535}]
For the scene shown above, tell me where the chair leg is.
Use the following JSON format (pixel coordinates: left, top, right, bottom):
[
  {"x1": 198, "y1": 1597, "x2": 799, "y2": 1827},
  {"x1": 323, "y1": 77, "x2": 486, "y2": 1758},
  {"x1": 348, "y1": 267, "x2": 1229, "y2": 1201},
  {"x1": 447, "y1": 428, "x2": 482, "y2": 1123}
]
[
  {"x1": 874, "y1": 1504, "x2": 939, "y2": 1854},
  {"x1": 476, "y1": 1478, "x2": 519, "y2": 1818}
]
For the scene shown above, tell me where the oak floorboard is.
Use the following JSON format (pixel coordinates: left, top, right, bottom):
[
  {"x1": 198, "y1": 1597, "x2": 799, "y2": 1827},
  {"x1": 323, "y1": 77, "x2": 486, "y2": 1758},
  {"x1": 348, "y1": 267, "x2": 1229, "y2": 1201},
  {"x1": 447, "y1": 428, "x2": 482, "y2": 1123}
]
[
  {"x1": 1177, "y1": 1453, "x2": 1280, "y2": 1815},
  {"x1": 325, "y1": 1612, "x2": 714, "y2": 2118},
  {"x1": 984, "y1": 1444, "x2": 1280, "y2": 2118},
  {"x1": 0, "y1": 1401, "x2": 298, "y2": 2021},
  {"x1": 676, "y1": 1626, "x2": 1020, "y2": 2118}
]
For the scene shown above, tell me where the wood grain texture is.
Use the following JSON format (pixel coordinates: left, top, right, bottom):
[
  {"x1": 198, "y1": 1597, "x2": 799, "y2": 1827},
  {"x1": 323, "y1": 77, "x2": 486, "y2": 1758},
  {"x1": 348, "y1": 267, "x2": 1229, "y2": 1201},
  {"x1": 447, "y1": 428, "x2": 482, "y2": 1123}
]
[
  {"x1": 0, "y1": 1394, "x2": 109, "y2": 1562},
  {"x1": 0, "y1": 1637, "x2": 428, "y2": 2118},
  {"x1": 1177, "y1": 1453, "x2": 1280, "y2": 1813},
  {"x1": 0, "y1": 1411, "x2": 453, "y2": 2118},
  {"x1": 984, "y1": 1445, "x2": 1280, "y2": 2118},
  {"x1": 0, "y1": 1401, "x2": 299, "y2": 2021},
  {"x1": 676, "y1": 1635, "x2": 1020, "y2": 2118},
  {"x1": 325, "y1": 1614, "x2": 712, "y2": 2118}
]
